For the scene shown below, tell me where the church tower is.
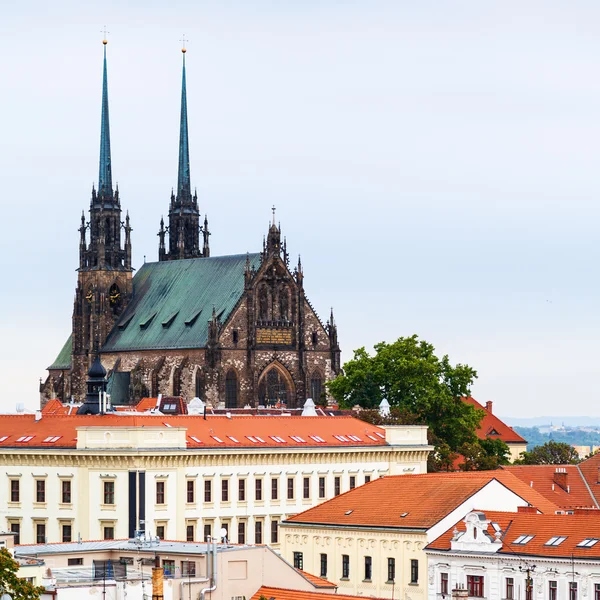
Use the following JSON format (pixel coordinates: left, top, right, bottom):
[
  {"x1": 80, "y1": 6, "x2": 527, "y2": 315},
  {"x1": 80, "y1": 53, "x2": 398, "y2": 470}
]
[
  {"x1": 159, "y1": 45, "x2": 210, "y2": 260},
  {"x1": 71, "y1": 39, "x2": 133, "y2": 400}
]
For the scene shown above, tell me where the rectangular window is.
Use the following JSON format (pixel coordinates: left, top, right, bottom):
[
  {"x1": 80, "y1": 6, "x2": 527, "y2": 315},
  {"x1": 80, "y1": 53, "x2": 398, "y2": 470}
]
[
  {"x1": 67, "y1": 558, "x2": 83, "y2": 566},
  {"x1": 36, "y1": 479, "x2": 45, "y2": 503},
  {"x1": 467, "y1": 575, "x2": 484, "y2": 598},
  {"x1": 10, "y1": 479, "x2": 19, "y2": 503},
  {"x1": 204, "y1": 480, "x2": 212, "y2": 503},
  {"x1": 239, "y1": 479, "x2": 246, "y2": 501},
  {"x1": 349, "y1": 476, "x2": 356, "y2": 490},
  {"x1": 334, "y1": 476, "x2": 341, "y2": 496},
  {"x1": 387, "y1": 558, "x2": 396, "y2": 583},
  {"x1": 156, "y1": 481, "x2": 165, "y2": 504},
  {"x1": 270, "y1": 519, "x2": 278, "y2": 544},
  {"x1": 293, "y1": 552, "x2": 304, "y2": 570},
  {"x1": 365, "y1": 475, "x2": 371, "y2": 484},
  {"x1": 181, "y1": 561, "x2": 196, "y2": 577},
  {"x1": 271, "y1": 478, "x2": 278, "y2": 500},
  {"x1": 220, "y1": 522, "x2": 229, "y2": 541},
  {"x1": 62, "y1": 480, "x2": 72, "y2": 504},
  {"x1": 203, "y1": 523, "x2": 212, "y2": 541},
  {"x1": 287, "y1": 478, "x2": 294, "y2": 500},
  {"x1": 549, "y1": 581, "x2": 557, "y2": 600},
  {"x1": 595, "y1": 584, "x2": 600, "y2": 600},
  {"x1": 342, "y1": 554, "x2": 350, "y2": 579},
  {"x1": 62, "y1": 524, "x2": 72, "y2": 543},
  {"x1": 570, "y1": 582, "x2": 578, "y2": 600},
  {"x1": 319, "y1": 477, "x2": 326, "y2": 498},
  {"x1": 186, "y1": 524, "x2": 195, "y2": 542},
  {"x1": 9, "y1": 523, "x2": 20, "y2": 545},
  {"x1": 156, "y1": 525, "x2": 165, "y2": 540},
  {"x1": 221, "y1": 479, "x2": 229, "y2": 502},
  {"x1": 410, "y1": 559, "x2": 419, "y2": 584},
  {"x1": 255, "y1": 520, "x2": 263, "y2": 544},
  {"x1": 186, "y1": 480, "x2": 194, "y2": 503},
  {"x1": 238, "y1": 521, "x2": 246, "y2": 544},
  {"x1": 36, "y1": 523, "x2": 46, "y2": 544},
  {"x1": 104, "y1": 526, "x2": 115, "y2": 540},
  {"x1": 526, "y1": 578, "x2": 534, "y2": 600},
  {"x1": 364, "y1": 556, "x2": 372, "y2": 581},
  {"x1": 505, "y1": 577, "x2": 513, "y2": 600},
  {"x1": 162, "y1": 559, "x2": 175, "y2": 578},
  {"x1": 256, "y1": 479, "x2": 263, "y2": 501},
  {"x1": 103, "y1": 480, "x2": 115, "y2": 505},
  {"x1": 303, "y1": 477, "x2": 310, "y2": 499},
  {"x1": 320, "y1": 554, "x2": 327, "y2": 578},
  {"x1": 441, "y1": 572, "x2": 449, "y2": 595}
]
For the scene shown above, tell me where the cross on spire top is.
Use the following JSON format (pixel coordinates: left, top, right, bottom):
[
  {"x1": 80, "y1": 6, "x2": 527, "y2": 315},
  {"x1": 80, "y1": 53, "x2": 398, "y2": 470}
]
[
  {"x1": 101, "y1": 25, "x2": 110, "y2": 45},
  {"x1": 271, "y1": 205, "x2": 276, "y2": 225},
  {"x1": 180, "y1": 34, "x2": 188, "y2": 53}
]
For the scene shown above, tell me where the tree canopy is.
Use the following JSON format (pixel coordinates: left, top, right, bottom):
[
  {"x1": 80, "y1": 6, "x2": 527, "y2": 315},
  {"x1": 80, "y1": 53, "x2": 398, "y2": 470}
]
[
  {"x1": 0, "y1": 547, "x2": 45, "y2": 600},
  {"x1": 516, "y1": 440, "x2": 580, "y2": 465}
]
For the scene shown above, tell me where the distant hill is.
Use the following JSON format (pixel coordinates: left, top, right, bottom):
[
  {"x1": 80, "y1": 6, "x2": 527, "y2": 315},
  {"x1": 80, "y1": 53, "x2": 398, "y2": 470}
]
[{"x1": 500, "y1": 415, "x2": 600, "y2": 428}]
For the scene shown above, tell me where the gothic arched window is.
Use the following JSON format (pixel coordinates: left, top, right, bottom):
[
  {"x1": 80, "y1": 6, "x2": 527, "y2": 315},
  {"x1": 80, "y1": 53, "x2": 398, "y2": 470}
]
[
  {"x1": 225, "y1": 370, "x2": 238, "y2": 408},
  {"x1": 310, "y1": 373, "x2": 323, "y2": 404},
  {"x1": 258, "y1": 366, "x2": 291, "y2": 407},
  {"x1": 258, "y1": 286, "x2": 269, "y2": 321},
  {"x1": 279, "y1": 286, "x2": 290, "y2": 322},
  {"x1": 195, "y1": 369, "x2": 204, "y2": 398}
]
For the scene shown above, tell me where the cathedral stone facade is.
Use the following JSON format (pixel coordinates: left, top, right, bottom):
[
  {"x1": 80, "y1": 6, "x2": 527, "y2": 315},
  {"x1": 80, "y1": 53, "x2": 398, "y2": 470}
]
[{"x1": 42, "y1": 42, "x2": 340, "y2": 409}]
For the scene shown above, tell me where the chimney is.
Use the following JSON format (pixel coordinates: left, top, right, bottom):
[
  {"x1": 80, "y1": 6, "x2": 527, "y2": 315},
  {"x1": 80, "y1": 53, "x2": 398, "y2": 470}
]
[
  {"x1": 35, "y1": 410, "x2": 42, "y2": 422},
  {"x1": 518, "y1": 506, "x2": 538, "y2": 514},
  {"x1": 554, "y1": 467, "x2": 568, "y2": 492},
  {"x1": 452, "y1": 585, "x2": 469, "y2": 600},
  {"x1": 485, "y1": 401, "x2": 493, "y2": 413}
]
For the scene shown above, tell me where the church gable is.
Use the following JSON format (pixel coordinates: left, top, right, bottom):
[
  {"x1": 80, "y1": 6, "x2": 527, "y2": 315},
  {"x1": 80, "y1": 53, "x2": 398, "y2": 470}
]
[{"x1": 101, "y1": 253, "x2": 261, "y2": 353}]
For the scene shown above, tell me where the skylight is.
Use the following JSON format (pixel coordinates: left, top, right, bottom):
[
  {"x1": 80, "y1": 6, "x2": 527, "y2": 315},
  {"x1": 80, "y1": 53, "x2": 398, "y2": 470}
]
[
  {"x1": 0, "y1": 436, "x2": 8, "y2": 443},
  {"x1": 270, "y1": 436, "x2": 287, "y2": 443},
  {"x1": 545, "y1": 536, "x2": 567, "y2": 546},
  {"x1": 513, "y1": 535, "x2": 535, "y2": 545},
  {"x1": 334, "y1": 435, "x2": 349, "y2": 442},
  {"x1": 347, "y1": 435, "x2": 362, "y2": 442},
  {"x1": 42, "y1": 436, "x2": 61, "y2": 443},
  {"x1": 578, "y1": 539, "x2": 600, "y2": 548},
  {"x1": 211, "y1": 436, "x2": 224, "y2": 443},
  {"x1": 255, "y1": 436, "x2": 266, "y2": 443},
  {"x1": 491, "y1": 523, "x2": 502, "y2": 532},
  {"x1": 228, "y1": 436, "x2": 240, "y2": 443},
  {"x1": 189, "y1": 436, "x2": 202, "y2": 444},
  {"x1": 345, "y1": 510, "x2": 353, "y2": 515},
  {"x1": 163, "y1": 422, "x2": 172, "y2": 428},
  {"x1": 309, "y1": 435, "x2": 326, "y2": 443},
  {"x1": 366, "y1": 434, "x2": 378, "y2": 441},
  {"x1": 16, "y1": 436, "x2": 34, "y2": 443},
  {"x1": 246, "y1": 436, "x2": 258, "y2": 443},
  {"x1": 290, "y1": 436, "x2": 306, "y2": 443},
  {"x1": 375, "y1": 432, "x2": 385, "y2": 439}
]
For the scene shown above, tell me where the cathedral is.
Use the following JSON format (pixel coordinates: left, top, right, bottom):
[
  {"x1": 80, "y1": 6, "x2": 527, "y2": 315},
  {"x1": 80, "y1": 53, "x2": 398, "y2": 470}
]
[{"x1": 42, "y1": 40, "x2": 340, "y2": 409}]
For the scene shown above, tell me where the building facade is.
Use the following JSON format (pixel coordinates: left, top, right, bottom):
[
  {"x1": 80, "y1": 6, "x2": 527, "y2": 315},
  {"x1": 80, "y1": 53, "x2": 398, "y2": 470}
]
[
  {"x1": 42, "y1": 41, "x2": 340, "y2": 409},
  {"x1": 0, "y1": 413, "x2": 431, "y2": 546}
]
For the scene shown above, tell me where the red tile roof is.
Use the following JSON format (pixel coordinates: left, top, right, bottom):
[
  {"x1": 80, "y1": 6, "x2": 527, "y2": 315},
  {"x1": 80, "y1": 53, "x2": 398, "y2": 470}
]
[
  {"x1": 295, "y1": 569, "x2": 336, "y2": 589},
  {"x1": 41, "y1": 399, "x2": 77, "y2": 416},
  {"x1": 250, "y1": 587, "x2": 383, "y2": 600},
  {"x1": 501, "y1": 465, "x2": 598, "y2": 509},
  {"x1": 576, "y1": 451, "x2": 600, "y2": 501},
  {"x1": 463, "y1": 397, "x2": 527, "y2": 444},
  {"x1": 284, "y1": 471, "x2": 559, "y2": 530},
  {"x1": 0, "y1": 414, "x2": 389, "y2": 450},
  {"x1": 427, "y1": 509, "x2": 600, "y2": 559}
]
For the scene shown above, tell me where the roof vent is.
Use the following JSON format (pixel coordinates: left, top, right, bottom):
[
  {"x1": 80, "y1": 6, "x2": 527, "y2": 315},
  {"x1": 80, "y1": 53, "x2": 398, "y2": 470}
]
[
  {"x1": 400, "y1": 512, "x2": 409, "y2": 518},
  {"x1": 302, "y1": 398, "x2": 317, "y2": 417},
  {"x1": 379, "y1": 398, "x2": 390, "y2": 417},
  {"x1": 345, "y1": 510, "x2": 353, "y2": 515}
]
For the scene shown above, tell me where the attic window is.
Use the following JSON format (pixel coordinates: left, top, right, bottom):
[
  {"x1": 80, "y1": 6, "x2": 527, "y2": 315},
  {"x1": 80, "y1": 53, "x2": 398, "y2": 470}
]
[
  {"x1": 489, "y1": 428, "x2": 500, "y2": 436},
  {"x1": 545, "y1": 536, "x2": 567, "y2": 546},
  {"x1": 16, "y1": 436, "x2": 34, "y2": 443},
  {"x1": 309, "y1": 435, "x2": 326, "y2": 443},
  {"x1": 228, "y1": 436, "x2": 240, "y2": 443},
  {"x1": 375, "y1": 432, "x2": 385, "y2": 439},
  {"x1": 366, "y1": 434, "x2": 378, "y2": 441},
  {"x1": 211, "y1": 436, "x2": 224, "y2": 443},
  {"x1": 400, "y1": 512, "x2": 409, "y2": 518},
  {"x1": 254, "y1": 436, "x2": 266, "y2": 443},
  {"x1": 513, "y1": 535, "x2": 535, "y2": 545},
  {"x1": 347, "y1": 435, "x2": 362, "y2": 442},
  {"x1": 0, "y1": 436, "x2": 8, "y2": 443},
  {"x1": 42, "y1": 436, "x2": 62, "y2": 443},
  {"x1": 578, "y1": 538, "x2": 600, "y2": 548},
  {"x1": 118, "y1": 313, "x2": 135, "y2": 330},
  {"x1": 189, "y1": 436, "x2": 202, "y2": 444},
  {"x1": 333, "y1": 435, "x2": 349, "y2": 442},
  {"x1": 139, "y1": 313, "x2": 157, "y2": 330},
  {"x1": 162, "y1": 311, "x2": 179, "y2": 328},
  {"x1": 163, "y1": 422, "x2": 172, "y2": 428},
  {"x1": 246, "y1": 436, "x2": 258, "y2": 443},
  {"x1": 290, "y1": 436, "x2": 306, "y2": 443},
  {"x1": 270, "y1": 436, "x2": 287, "y2": 443},
  {"x1": 491, "y1": 522, "x2": 502, "y2": 532},
  {"x1": 185, "y1": 309, "x2": 203, "y2": 327},
  {"x1": 345, "y1": 510, "x2": 353, "y2": 515}
]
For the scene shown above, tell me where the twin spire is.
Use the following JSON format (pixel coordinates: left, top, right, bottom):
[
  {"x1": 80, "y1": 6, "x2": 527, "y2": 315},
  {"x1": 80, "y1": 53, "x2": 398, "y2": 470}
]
[{"x1": 93, "y1": 38, "x2": 209, "y2": 262}]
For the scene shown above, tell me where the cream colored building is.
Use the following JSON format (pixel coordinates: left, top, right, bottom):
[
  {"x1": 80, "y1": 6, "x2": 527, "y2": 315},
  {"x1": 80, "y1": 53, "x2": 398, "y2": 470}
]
[
  {"x1": 281, "y1": 471, "x2": 561, "y2": 600},
  {"x1": 1, "y1": 413, "x2": 431, "y2": 546}
]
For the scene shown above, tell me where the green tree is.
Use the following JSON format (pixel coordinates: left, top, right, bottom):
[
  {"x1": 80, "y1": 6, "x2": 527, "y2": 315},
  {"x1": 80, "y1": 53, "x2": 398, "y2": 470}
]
[
  {"x1": 459, "y1": 438, "x2": 511, "y2": 471},
  {"x1": 0, "y1": 547, "x2": 45, "y2": 600},
  {"x1": 328, "y1": 335, "x2": 482, "y2": 452},
  {"x1": 516, "y1": 440, "x2": 580, "y2": 465}
]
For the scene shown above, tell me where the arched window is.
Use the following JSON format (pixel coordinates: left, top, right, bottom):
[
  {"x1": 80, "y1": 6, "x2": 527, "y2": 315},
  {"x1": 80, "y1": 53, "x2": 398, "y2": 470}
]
[
  {"x1": 225, "y1": 370, "x2": 238, "y2": 408},
  {"x1": 195, "y1": 369, "x2": 204, "y2": 398},
  {"x1": 310, "y1": 373, "x2": 323, "y2": 404},
  {"x1": 258, "y1": 286, "x2": 269, "y2": 321},
  {"x1": 258, "y1": 367, "x2": 290, "y2": 407}
]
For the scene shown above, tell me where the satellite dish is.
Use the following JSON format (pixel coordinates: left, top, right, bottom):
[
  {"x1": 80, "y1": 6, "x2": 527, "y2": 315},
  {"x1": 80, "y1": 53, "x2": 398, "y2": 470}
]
[{"x1": 219, "y1": 527, "x2": 228, "y2": 541}]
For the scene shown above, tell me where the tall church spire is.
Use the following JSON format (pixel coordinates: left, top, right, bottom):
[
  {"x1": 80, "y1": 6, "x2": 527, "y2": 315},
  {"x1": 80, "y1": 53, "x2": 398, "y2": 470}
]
[
  {"x1": 159, "y1": 40, "x2": 210, "y2": 261},
  {"x1": 177, "y1": 48, "x2": 191, "y2": 201},
  {"x1": 98, "y1": 39, "x2": 113, "y2": 200}
]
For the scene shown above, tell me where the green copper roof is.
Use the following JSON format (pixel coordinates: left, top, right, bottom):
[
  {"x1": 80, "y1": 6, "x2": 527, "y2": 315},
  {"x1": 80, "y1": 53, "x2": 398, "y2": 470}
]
[
  {"x1": 101, "y1": 253, "x2": 260, "y2": 352},
  {"x1": 48, "y1": 334, "x2": 72, "y2": 370}
]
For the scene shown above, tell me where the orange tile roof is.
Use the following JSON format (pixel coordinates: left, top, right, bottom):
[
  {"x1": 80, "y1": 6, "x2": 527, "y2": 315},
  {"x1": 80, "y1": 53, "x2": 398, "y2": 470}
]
[
  {"x1": 295, "y1": 569, "x2": 336, "y2": 588},
  {"x1": 284, "y1": 471, "x2": 559, "y2": 530},
  {"x1": 250, "y1": 587, "x2": 383, "y2": 600},
  {"x1": 576, "y1": 452, "x2": 600, "y2": 502},
  {"x1": 0, "y1": 414, "x2": 389, "y2": 450},
  {"x1": 41, "y1": 399, "x2": 76, "y2": 416},
  {"x1": 501, "y1": 465, "x2": 598, "y2": 509},
  {"x1": 463, "y1": 397, "x2": 527, "y2": 444},
  {"x1": 427, "y1": 509, "x2": 600, "y2": 559}
]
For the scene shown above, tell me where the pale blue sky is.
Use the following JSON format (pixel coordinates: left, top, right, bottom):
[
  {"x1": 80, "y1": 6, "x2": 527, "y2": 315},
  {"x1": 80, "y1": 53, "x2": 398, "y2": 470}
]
[{"x1": 1, "y1": 1, "x2": 599, "y2": 417}]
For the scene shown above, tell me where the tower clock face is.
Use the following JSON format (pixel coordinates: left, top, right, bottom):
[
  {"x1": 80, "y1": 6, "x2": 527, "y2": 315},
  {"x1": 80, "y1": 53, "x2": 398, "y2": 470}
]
[
  {"x1": 86, "y1": 290, "x2": 94, "y2": 303},
  {"x1": 109, "y1": 290, "x2": 121, "y2": 304}
]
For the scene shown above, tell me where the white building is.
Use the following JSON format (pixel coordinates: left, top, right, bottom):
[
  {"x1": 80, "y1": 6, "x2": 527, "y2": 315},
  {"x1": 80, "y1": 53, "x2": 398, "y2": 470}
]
[
  {"x1": 425, "y1": 508, "x2": 600, "y2": 600},
  {"x1": 0, "y1": 411, "x2": 431, "y2": 546}
]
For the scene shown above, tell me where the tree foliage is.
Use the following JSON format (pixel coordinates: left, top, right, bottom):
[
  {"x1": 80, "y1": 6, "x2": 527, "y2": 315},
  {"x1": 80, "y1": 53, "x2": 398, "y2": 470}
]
[
  {"x1": 328, "y1": 335, "x2": 482, "y2": 452},
  {"x1": 0, "y1": 547, "x2": 45, "y2": 600},
  {"x1": 516, "y1": 440, "x2": 580, "y2": 465}
]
